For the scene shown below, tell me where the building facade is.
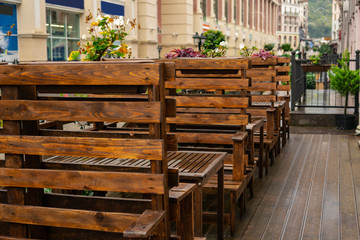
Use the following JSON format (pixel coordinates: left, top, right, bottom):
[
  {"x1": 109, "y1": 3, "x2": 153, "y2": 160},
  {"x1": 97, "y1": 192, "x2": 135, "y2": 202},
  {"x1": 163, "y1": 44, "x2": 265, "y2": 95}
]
[
  {"x1": 161, "y1": 0, "x2": 280, "y2": 56},
  {"x1": 276, "y1": 0, "x2": 302, "y2": 50},
  {"x1": 0, "y1": 0, "x2": 280, "y2": 62},
  {"x1": 338, "y1": 0, "x2": 360, "y2": 57}
]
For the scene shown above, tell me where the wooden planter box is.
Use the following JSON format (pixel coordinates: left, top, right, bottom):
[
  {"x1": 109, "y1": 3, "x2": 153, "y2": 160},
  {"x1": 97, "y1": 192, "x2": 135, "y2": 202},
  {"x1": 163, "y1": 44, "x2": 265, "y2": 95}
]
[{"x1": 301, "y1": 64, "x2": 331, "y2": 73}]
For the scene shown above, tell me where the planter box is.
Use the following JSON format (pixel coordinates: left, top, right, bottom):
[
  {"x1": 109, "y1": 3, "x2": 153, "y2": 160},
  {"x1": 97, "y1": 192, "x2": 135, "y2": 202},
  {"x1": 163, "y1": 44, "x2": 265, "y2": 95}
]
[
  {"x1": 301, "y1": 64, "x2": 331, "y2": 73},
  {"x1": 335, "y1": 114, "x2": 356, "y2": 130}
]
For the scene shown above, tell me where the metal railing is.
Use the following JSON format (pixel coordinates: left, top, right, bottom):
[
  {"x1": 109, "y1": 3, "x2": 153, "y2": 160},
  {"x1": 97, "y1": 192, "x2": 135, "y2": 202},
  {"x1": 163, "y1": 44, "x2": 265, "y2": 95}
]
[{"x1": 290, "y1": 50, "x2": 360, "y2": 115}]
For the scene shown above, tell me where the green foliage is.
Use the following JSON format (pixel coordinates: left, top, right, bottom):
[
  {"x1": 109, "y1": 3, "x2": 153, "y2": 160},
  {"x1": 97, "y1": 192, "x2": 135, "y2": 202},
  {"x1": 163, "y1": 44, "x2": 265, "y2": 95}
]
[
  {"x1": 309, "y1": 54, "x2": 321, "y2": 64},
  {"x1": 239, "y1": 45, "x2": 258, "y2": 57},
  {"x1": 202, "y1": 30, "x2": 228, "y2": 57},
  {"x1": 329, "y1": 49, "x2": 360, "y2": 115},
  {"x1": 308, "y1": 0, "x2": 332, "y2": 38},
  {"x1": 281, "y1": 43, "x2": 292, "y2": 52},
  {"x1": 306, "y1": 73, "x2": 316, "y2": 89},
  {"x1": 264, "y1": 43, "x2": 274, "y2": 51},
  {"x1": 319, "y1": 43, "x2": 331, "y2": 55},
  {"x1": 281, "y1": 53, "x2": 291, "y2": 58}
]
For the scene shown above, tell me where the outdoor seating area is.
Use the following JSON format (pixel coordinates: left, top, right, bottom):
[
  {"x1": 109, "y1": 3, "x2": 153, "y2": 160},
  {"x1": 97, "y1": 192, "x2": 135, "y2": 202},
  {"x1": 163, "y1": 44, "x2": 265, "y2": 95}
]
[{"x1": 0, "y1": 57, "x2": 320, "y2": 240}]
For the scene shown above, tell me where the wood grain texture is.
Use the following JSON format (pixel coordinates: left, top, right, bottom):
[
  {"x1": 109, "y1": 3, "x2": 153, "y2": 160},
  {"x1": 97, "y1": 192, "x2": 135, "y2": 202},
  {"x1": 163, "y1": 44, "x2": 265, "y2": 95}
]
[
  {"x1": 168, "y1": 113, "x2": 248, "y2": 125},
  {"x1": 249, "y1": 57, "x2": 278, "y2": 66},
  {"x1": 274, "y1": 66, "x2": 291, "y2": 72},
  {"x1": 0, "y1": 168, "x2": 165, "y2": 194},
  {"x1": 277, "y1": 85, "x2": 290, "y2": 91},
  {"x1": 249, "y1": 82, "x2": 277, "y2": 91},
  {"x1": 0, "y1": 100, "x2": 161, "y2": 123},
  {"x1": 166, "y1": 78, "x2": 249, "y2": 90},
  {"x1": 175, "y1": 96, "x2": 248, "y2": 108},
  {"x1": 0, "y1": 135, "x2": 164, "y2": 160},
  {"x1": 0, "y1": 63, "x2": 161, "y2": 85},
  {"x1": 174, "y1": 58, "x2": 250, "y2": 70},
  {"x1": 251, "y1": 95, "x2": 277, "y2": 103},
  {"x1": 246, "y1": 69, "x2": 277, "y2": 77},
  {"x1": 276, "y1": 57, "x2": 291, "y2": 64},
  {"x1": 0, "y1": 203, "x2": 164, "y2": 234},
  {"x1": 175, "y1": 132, "x2": 235, "y2": 145},
  {"x1": 275, "y1": 75, "x2": 291, "y2": 82}
]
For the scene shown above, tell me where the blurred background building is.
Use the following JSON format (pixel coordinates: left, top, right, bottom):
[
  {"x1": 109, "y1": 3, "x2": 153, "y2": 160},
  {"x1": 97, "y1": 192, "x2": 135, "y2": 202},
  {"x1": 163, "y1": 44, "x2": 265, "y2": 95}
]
[{"x1": 0, "y1": 0, "x2": 283, "y2": 61}]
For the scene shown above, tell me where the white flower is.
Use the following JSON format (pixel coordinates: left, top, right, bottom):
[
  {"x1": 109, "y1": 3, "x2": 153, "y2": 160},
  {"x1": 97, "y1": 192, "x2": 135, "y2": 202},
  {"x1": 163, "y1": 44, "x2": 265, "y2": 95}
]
[
  {"x1": 126, "y1": 18, "x2": 130, "y2": 25},
  {"x1": 96, "y1": 15, "x2": 103, "y2": 21},
  {"x1": 82, "y1": 34, "x2": 87, "y2": 40},
  {"x1": 104, "y1": 14, "x2": 111, "y2": 18},
  {"x1": 220, "y1": 41, "x2": 228, "y2": 47},
  {"x1": 114, "y1": 16, "x2": 124, "y2": 26},
  {"x1": 215, "y1": 48, "x2": 219, "y2": 53}
]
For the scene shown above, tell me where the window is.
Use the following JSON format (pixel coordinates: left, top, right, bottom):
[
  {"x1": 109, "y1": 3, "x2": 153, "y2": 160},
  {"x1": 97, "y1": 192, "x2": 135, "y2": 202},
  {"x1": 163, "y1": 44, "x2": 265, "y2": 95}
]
[
  {"x1": 46, "y1": 9, "x2": 80, "y2": 61},
  {"x1": 234, "y1": 0, "x2": 237, "y2": 23},
  {"x1": 214, "y1": 0, "x2": 218, "y2": 21},
  {"x1": 225, "y1": 0, "x2": 228, "y2": 23},
  {"x1": 241, "y1": 0, "x2": 244, "y2": 24},
  {"x1": 0, "y1": 2, "x2": 18, "y2": 63},
  {"x1": 201, "y1": 0, "x2": 207, "y2": 20}
]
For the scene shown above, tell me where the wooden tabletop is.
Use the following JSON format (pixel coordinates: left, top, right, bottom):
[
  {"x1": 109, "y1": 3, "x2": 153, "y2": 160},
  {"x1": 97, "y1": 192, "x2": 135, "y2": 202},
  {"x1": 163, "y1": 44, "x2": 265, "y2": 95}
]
[{"x1": 42, "y1": 151, "x2": 226, "y2": 184}]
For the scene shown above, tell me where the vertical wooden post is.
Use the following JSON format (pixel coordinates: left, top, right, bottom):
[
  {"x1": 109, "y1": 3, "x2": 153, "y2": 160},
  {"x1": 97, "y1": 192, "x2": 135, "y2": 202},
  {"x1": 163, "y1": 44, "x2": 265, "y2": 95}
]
[{"x1": 2, "y1": 86, "x2": 27, "y2": 238}]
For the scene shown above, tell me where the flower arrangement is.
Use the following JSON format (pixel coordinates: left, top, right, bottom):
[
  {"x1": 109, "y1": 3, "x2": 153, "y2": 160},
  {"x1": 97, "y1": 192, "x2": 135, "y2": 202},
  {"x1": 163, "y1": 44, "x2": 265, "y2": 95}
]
[
  {"x1": 309, "y1": 54, "x2": 321, "y2": 65},
  {"x1": 252, "y1": 49, "x2": 275, "y2": 60},
  {"x1": 165, "y1": 48, "x2": 206, "y2": 59},
  {"x1": 68, "y1": 10, "x2": 139, "y2": 61},
  {"x1": 202, "y1": 30, "x2": 228, "y2": 58},
  {"x1": 239, "y1": 45, "x2": 258, "y2": 57}
]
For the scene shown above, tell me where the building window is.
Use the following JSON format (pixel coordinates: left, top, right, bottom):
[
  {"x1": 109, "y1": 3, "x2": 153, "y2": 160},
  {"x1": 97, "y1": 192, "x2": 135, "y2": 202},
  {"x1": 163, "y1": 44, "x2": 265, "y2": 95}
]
[
  {"x1": 241, "y1": 0, "x2": 244, "y2": 24},
  {"x1": 225, "y1": 0, "x2": 228, "y2": 23},
  {"x1": 0, "y1": 2, "x2": 18, "y2": 63},
  {"x1": 46, "y1": 9, "x2": 80, "y2": 61},
  {"x1": 214, "y1": 0, "x2": 218, "y2": 21},
  {"x1": 234, "y1": 0, "x2": 237, "y2": 23},
  {"x1": 201, "y1": 0, "x2": 207, "y2": 20}
]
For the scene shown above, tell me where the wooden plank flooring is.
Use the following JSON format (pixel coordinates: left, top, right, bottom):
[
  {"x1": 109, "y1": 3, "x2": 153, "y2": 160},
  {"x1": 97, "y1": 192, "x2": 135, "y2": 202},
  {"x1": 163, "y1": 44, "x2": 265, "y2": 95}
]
[{"x1": 206, "y1": 133, "x2": 360, "y2": 239}]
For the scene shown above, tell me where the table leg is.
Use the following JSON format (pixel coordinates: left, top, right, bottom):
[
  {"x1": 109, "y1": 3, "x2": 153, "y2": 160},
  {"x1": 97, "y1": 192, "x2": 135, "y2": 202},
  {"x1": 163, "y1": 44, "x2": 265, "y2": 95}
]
[
  {"x1": 282, "y1": 108, "x2": 286, "y2": 146},
  {"x1": 193, "y1": 186, "x2": 203, "y2": 237},
  {"x1": 259, "y1": 126, "x2": 264, "y2": 178},
  {"x1": 217, "y1": 166, "x2": 224, "y2": 240}
]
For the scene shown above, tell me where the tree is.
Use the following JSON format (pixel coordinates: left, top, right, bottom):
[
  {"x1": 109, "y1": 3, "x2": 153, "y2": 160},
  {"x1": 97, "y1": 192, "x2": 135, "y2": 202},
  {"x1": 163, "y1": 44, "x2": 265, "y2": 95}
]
[
  {"x1": 281, "y1": 43, "x2": 292, "y2": 52},
  {"x1": 319, "y1": 43, "x2": 331, "y2": 55},
  {"x1": 264, "y1": 43, "x2": 274, "y2": 51}
]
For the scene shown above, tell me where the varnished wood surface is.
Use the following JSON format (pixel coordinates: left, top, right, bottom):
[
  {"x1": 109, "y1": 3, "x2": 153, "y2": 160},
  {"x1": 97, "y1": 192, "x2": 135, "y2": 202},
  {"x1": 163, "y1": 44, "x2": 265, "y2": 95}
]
[
  {"x1": 235, "y1": 133, "x2": 360, "y2": 240},
  {"x1": 0, "y1": 63, "x2": 162, "y2": 85}
]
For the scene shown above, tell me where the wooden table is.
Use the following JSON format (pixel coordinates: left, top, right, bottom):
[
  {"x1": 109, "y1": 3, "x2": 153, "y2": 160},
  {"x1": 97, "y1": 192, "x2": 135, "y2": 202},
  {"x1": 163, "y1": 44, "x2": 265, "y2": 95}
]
[{"x1": 42, "y1": 151, "x2": 226, "y2": 240}]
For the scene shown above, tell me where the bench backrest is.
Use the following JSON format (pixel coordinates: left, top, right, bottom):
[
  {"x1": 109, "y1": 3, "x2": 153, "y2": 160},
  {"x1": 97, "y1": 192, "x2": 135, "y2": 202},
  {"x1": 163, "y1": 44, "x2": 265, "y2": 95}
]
[
  {"x1": 166, "y1": 58, "x2": 251, "y2": 180},
  {"x1": 0, "y1": 62, "x2": 169, "y2": 239}
]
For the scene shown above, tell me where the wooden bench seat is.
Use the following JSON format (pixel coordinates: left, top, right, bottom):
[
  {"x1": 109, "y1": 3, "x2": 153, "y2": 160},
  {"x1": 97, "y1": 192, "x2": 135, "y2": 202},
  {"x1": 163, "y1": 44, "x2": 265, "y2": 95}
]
[{"x1": 0, "y1": 61, "x2": 173, "y2": 239}]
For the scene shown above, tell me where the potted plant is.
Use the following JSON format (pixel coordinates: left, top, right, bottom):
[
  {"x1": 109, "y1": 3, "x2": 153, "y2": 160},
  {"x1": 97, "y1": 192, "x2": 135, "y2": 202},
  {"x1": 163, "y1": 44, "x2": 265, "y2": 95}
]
[
  {"x1": 329, "y1": 49, "x2": 360, "y2": 130},
  {"x1": 301, "y1": 53, "x2": 331, "y2": 72}
]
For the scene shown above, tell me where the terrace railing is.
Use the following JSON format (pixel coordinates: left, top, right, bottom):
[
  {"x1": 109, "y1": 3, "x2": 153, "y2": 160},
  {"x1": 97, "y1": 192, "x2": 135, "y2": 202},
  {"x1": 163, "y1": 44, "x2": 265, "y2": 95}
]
[{"x1": 290, "y1": 50, "x2": 360, "y2": 116}]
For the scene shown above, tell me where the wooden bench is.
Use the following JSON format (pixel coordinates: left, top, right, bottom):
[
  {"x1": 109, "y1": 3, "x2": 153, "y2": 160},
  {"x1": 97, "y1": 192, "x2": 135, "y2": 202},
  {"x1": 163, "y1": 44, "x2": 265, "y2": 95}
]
[
  {"x1": 0, "y1": 61, "x2": 173, "y2": 239},
  {"x1": 245, "y1": 57, "x2": 284, "y2": 167},
  {"x1": 165, "y1": 58, "x2": 257, "y2": 236}
]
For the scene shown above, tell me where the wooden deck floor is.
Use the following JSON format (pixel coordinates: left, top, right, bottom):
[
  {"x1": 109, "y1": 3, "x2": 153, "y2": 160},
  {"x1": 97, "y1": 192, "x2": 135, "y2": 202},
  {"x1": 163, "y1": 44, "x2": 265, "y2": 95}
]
[
  {"x1": 237, "y1": 133, "x2": 360, "y2": 240},
  {"x1": 207, "y1": 133, "x2": 360, "y2": 239}
]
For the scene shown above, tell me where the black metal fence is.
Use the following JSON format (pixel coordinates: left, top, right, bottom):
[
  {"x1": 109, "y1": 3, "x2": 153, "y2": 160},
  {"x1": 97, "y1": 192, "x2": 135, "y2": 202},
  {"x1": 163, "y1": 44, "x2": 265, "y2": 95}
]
[{"x1": 290, "y1": 50, "x2": 360, "y2": 115}]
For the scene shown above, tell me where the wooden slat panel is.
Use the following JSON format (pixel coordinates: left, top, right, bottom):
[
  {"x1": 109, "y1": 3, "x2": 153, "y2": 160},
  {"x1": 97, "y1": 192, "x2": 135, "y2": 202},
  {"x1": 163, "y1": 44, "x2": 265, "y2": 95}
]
[
  {"x1": 166, "y1": 78, "x2": 249, "y2": 90},
  {"x1": 175, "y1": 58, "x2": 250, "y2": 70},
  {"x1": 177, "y1": 107, "x2": 241, "y2": 114},
  {"x1": 275, "y1": 75, "x2": 291, "y2": 82},
  {"x1": 0, "y1": 100, "x2": 161, "y2": 123},
  {"x1": 246, "y1": 69, "x2": 277, "y2": 77},
  {"x1": 175, "y1": 96, "x2": 248, "y2": 108},
  {"x1": 168, "y1": 113, "x2": 248, "y2": 125},
  {"x1": 175, "y1": 132, "x2": 234, "y2": 145},
  {"x1": 277, "y1": 57, "x2": 291, "y2": 64},
  {"x1": 250, "y1": 58, "x2": 278, "y2": 66},
  {"x1": 275, "y1": 66, "x2": 291, "y2": 72},
  {"x1": 247, "y1": 108, "x2": 267, "y2": 117},
  {"x1": 0, "y1": 203, "x2": 163, "y2": 234},
  {"x1": 0, "y1": 168, "x2": 165, "y2": 194},
  {"x1": 251, "y1": 77, "x2": 273, "y2": 82},
  {"x1": 0, "y1": 135, "x2": 163, "y2": 160},
  {"x1": 0, "y1": 63, "x2": 161, "y2": 85},
  {"x1": 175, "y1": 70, "x2": 242, "y2": 78},
  {"x1": 277, "y1": 85, "x2": 291, "y2": 91},
  {"x1": 249, "y1": 82, "x2": 276, "y2": 91},
  {"x1": 251, "y1": 95, "x2": 277, "y2": 103}
]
